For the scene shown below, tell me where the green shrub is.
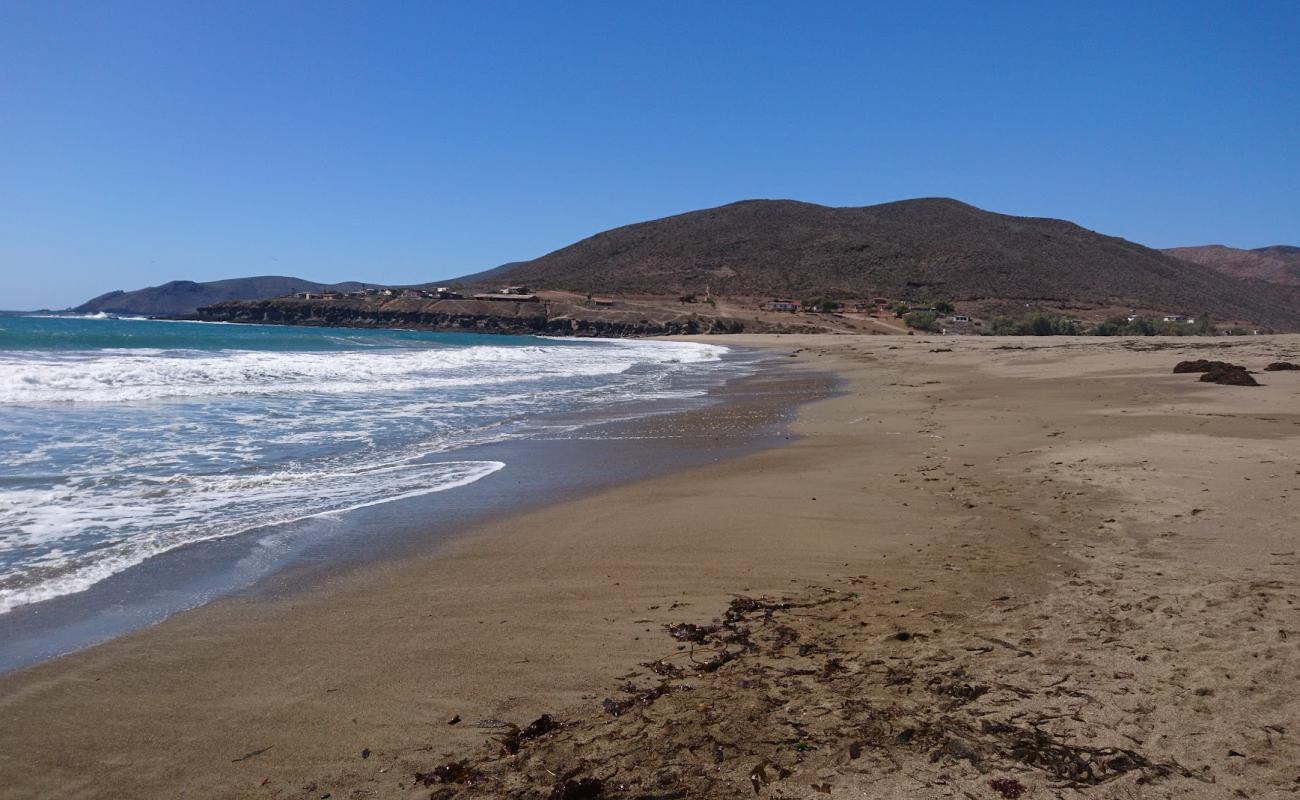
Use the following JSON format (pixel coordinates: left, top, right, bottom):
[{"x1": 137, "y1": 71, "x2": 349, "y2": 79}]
[
  {"x1": 805, "y1": 297, "x2": 841, "y2": 313},
  {"x1": 990, "y1": 313, "x2": 1081, "y2": 336},
  {"x1": 904, "y1": 310, "x2": 941, "y2": 332}
]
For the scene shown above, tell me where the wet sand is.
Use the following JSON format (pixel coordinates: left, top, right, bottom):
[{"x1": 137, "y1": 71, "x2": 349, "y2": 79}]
[{"x1": 2, "y1": 335, "x2": 1298, "y2": 799}]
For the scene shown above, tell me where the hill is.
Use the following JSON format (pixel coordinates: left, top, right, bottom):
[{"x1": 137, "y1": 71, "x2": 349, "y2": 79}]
[
  {"x1": 424, "y1": 262, "x2": 526, "y2": 289},
  {"x1": 480, "y1": 199, "x2": 1300, "y2": 328},
  {"x1": 1163, "y1": 245, "x2": 1300, "y2": 287},
  {"x1": 74, "y1": 276, "x2": 371, "y2": 316}
]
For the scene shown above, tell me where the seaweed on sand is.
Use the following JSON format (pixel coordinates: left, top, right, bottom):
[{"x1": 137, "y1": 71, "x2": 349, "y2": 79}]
[{"x1": 403, "y1": 588, "x2": 1208, "y2": 797}]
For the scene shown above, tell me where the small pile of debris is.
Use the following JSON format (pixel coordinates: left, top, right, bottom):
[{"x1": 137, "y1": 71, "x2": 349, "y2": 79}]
[
  {"x1": 1172, "y1": 360, "x2": 1259, "y2": 386},
  {"x1": 1171, "y1": 359, "x2": 1237, "y2": 374},
  {"x1": 1199, "y1": 364, "x2": 1258, "y2": 386}
]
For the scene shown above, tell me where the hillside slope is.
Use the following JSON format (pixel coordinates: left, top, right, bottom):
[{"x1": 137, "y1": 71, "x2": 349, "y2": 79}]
[
  {"x1": 486, "y1": 199, "x2": 1299, "y2": 328},
  {"x1": 1164, "y1": 245, "x2": 1300, "y2": 287},
  {"x1": 75, "y1": 276, "x2": 370, "y2": 316},
  {"x1": 428, "y1": 262, "x2": 526, "y2": 289}
]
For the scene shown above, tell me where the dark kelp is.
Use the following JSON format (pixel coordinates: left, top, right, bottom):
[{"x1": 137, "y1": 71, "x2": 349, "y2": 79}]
[
  {"x1": 1199, "y1": 365, "x2": 1259, "y2": 386},
  {"x1": 398, "y1": 589, "x2": 1208, "y2": 797}
]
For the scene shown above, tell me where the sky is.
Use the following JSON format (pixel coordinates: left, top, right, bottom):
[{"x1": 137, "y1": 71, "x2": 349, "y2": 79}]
[{"x1": 2, "y1": 1, "x2": 1298, "y2": 309}]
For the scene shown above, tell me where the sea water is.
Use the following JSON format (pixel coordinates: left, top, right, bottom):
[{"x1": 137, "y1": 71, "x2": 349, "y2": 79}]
[{"x1": 0, "y1": 315, "x2": 730, "y2": 615}]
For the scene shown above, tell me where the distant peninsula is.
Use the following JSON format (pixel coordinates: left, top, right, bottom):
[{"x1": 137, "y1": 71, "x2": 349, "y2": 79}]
[{"x1": 75, "y1": 277, "x2": 375, "y2": 317}]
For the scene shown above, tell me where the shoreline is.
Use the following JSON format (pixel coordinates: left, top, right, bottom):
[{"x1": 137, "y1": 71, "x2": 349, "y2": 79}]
[
  {"x1": 0, "y1": 344, "x2": 800, "y2": 675},
  {"x1": 2, "y1": 334, "x2": 1298, "y2": 798}
]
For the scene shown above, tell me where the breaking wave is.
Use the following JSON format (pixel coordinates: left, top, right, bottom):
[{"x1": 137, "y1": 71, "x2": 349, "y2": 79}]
[{"x1": 0, "y1": 318, "x2": 732, "y2": 612}]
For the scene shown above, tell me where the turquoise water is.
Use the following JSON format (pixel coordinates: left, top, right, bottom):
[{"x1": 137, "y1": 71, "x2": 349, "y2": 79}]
[
  {"x1": 0, "y1": 314, "x2": 537, "y2": 352},
  {"x1": 0, "y1": 316, "x2": 730, "y2": 613}
]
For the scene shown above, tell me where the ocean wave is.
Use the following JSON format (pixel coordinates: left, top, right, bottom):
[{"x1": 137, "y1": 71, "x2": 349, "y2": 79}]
[
  {"x1": 0, "y1": 327, "x2": 737, "y2": 617},
  {"x1": 0, "y1": 459, "x2": 506, "y2": 613},
  {"x1": 0, "y1": 340, "x2": 725, "y2": 404}
]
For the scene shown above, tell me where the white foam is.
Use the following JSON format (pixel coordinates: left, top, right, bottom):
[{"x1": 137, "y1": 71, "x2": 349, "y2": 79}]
[
  {"x1": 0, "y1": 459, "x2": 505, "y2": 613},
  {"x1": 0, "y1": 336, "x2": 734, "y2": 614},
  {"x1": 0, "y1": 340, "x2": 725, "y2": 404}
]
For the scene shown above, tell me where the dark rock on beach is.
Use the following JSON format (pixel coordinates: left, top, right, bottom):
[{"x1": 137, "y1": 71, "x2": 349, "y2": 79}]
[{"x1": 1263, "y1": 361, "x2": 1300, "y2": 371}]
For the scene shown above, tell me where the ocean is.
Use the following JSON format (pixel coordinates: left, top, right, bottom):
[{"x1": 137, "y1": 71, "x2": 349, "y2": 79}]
[{"x1": 0, "y1": 315, "x2": 735, "y2": 619}]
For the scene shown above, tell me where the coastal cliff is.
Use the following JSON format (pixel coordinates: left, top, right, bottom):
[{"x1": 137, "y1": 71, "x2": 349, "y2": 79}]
[{"x1": 192, "y1": 297, "x2": 765, "y2": 337}]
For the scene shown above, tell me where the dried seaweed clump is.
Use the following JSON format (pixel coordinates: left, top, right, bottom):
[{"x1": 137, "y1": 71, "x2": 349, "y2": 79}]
[
  {"x1": 1172, "y1": 359, "x2": 1235, "y2": 373},
  {"x1": 1199, "y1": 364, "x2": 1258, "y2": 386}
]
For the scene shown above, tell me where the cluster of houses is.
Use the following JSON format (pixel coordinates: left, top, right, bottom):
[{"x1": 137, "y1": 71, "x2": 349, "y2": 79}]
[
  {"x1": 761, "y1": 299, "x2": 803, "y2": 312},
  {"x1": 290, "y1": 285, "x2": 542, "y2": 302},
  {"x1": 292, "y1": 286, "x2": 465, "y2": 301},
  {"x1": 1120, "y1": 313, "x2": 1199, "y2": 325},
  {"x1": 471, "y1": 286, "x2": 539, "y2": 302}
]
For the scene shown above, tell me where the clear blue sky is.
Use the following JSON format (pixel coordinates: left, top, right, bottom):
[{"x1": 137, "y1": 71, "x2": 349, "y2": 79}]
[{"x1": 2, "y1": 1, "x2": 1297, "y2": 309}]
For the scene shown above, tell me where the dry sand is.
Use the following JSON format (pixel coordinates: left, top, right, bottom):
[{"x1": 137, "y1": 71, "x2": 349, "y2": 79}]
[{"x1": 1, "y1": 335, "x2": 1298, "y2": 799}]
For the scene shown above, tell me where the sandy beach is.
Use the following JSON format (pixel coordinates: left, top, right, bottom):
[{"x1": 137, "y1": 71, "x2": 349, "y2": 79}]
[{"x1": 2, "y1": 334, "x2": 1298, "y2": 799}]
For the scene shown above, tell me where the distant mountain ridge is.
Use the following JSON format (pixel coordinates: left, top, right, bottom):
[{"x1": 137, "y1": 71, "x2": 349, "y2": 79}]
[
  {"x1": 74, "y1": 277, "x2": 373, "y2": 316},
  {"x1": 476, "y1": 198, "x2": 1300, "y2": 328},
  {"x1": 72, "y1": 201, "x2": 1300, "y2": 328},
  {"x1": 1163, "y1": 245, "x2": 1300, "y2": 287}
]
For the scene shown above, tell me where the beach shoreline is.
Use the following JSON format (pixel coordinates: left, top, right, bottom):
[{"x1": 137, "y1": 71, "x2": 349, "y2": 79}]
[
  {"x1": 0, "y1": 343, "x2": 803, "y2": 675},
  {"x1": 2, "y1": 334, "x2": 1299, "y2": 799}
]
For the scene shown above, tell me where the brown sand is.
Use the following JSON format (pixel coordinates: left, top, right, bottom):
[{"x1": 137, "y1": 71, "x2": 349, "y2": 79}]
[{"x1": 1, "y1": 335, "x2": 1298, "y2": 799}]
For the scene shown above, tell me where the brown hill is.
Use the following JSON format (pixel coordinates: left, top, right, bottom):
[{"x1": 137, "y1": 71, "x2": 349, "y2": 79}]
[
  {"x1": 480, "y1": 199, "x2": 1299, "y2": 328},
  {"x1": 1163, "y1": 245, "x2": 1300, "y2": 287}
]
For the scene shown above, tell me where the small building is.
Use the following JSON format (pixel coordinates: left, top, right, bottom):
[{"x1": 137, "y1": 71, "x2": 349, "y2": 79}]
[
  {"x1": 474, "y1": 293, "x2": 540, "y2": 302},
  {"x1": 294, "y1": 292, "x2": 319, "y2": 299},
  {"x1": 498, "y1": 285, "x2": 531, "y2": 296},
  {"x1": 762, "y1": 299, "x2": 801, "y2": 312},
  {"x1": 951, "y1": 314, "x2": 971, "y2": 323},
  {"x1": 434, "y1": 287, "x2": 464, "y2": 300}
]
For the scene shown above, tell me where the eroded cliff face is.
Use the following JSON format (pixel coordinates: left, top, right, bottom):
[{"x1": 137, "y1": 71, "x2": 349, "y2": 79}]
[{"x1": 191, "y1": 298, "x2": 755, "y2": 337}]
